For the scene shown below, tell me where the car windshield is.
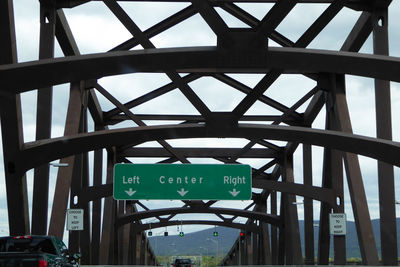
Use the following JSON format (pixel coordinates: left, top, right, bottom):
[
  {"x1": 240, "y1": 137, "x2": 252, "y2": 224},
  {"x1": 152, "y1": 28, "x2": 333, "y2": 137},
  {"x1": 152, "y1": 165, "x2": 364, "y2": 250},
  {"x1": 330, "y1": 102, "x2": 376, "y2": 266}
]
[
  {"x1": 0, "y1": 237, "x2": 56, "y2": 255},
  {"x1": 176, "y1": 259, "x2": 191, "y2": 263}
]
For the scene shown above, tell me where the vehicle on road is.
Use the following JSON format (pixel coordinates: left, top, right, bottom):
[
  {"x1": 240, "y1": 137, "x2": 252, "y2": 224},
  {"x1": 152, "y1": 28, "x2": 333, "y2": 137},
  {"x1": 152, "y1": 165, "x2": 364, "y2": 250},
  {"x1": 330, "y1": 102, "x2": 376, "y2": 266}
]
[
  {"x1": 0, "y1": 235, "x2": 80, "y2": 266},
  {"x1": 173, "y1": 258, "x2": 193, "y2": 267}
]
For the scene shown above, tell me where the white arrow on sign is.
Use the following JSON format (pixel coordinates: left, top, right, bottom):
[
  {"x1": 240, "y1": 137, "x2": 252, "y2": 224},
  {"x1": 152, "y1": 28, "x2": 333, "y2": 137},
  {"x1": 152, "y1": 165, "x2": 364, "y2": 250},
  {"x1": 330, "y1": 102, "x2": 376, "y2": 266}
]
[
  {"x1": 125, "y1": 188, "x2": 136, "y2": 196},
  {"x1": 177, "y1": 188, "x2": 188, "y2": 197},
  {"x1": 229, "y1": 188, "x2": 240, "y2": 197}
]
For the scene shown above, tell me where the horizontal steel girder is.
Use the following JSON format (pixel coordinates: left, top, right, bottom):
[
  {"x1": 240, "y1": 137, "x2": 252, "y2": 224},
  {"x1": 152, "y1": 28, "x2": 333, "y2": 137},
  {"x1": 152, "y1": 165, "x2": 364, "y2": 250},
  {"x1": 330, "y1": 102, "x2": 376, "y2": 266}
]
[
  {"x1": 120, "y1": 147, "x2": 279, "y2": 158},
  {"x1": 1, "y1": 47, "x2": 400, "y2": 94},
  {"x1": 51, "y1": 0, "x2": 388, "y2": 12},
  {"x1": 116, "y1": 206, "x2": 281, "y2": 227},
  {"x1": 20, "y1": 123, "x2": 400, "y2": 174},
  {"x1": 252, "y1": 178, "x2": 336, "y2": 206}
]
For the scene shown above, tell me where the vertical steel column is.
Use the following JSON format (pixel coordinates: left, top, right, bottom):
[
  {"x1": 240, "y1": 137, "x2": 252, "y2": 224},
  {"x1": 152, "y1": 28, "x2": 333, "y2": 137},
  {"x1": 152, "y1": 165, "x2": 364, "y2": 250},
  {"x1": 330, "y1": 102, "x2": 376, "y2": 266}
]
[
  {"x1": 128, "y1": 223, "x2": 136, "y2": 265},
  {"x1": 332, "y1": 74, "x2": 379, "y2": 265},
  {"x1": 327, "y1": 88, "x2": 346, "y2": 265},
  {"x1": 317, "y1": 145, "x2": 332, "y2": 265},
  {"x1": 318, "y1": 89, "x2": 334, "y2": 265},
  {"x1": 372, "y1": 8, "x2": 397, "y2": 266},
  {"x1": 252, "y1": 229, "x2": 258, "y2": 264},
  {"x1": 91, "y1": 148, "x2": 103, "y2": 264},
  {"x1": 68, "y1": 153, "x2": 83, "y2": 255},
  {"x1": 257, "y1": 201, "x2": 271, "y2": 264},
  {"x1": 270, "y1": 191, "x2": 278, "y2": 264},
  {"x1": 112, "y1": 201, "x2": 118, "y2": 264},
  {"x1": 32, "y1": 3, "x2": 55, "y2": 235},
  {"x1": 137, "y1": 232, "x2": 143, "y2": 264},
  {"x1": 48, "y1": 81, "x2": 84, "y2": 238},
  {"x1": 0, "y1": 0, "x2": 30, "y2": 236},
  {"x1": 245, "y1": 230, "x2": 252, "y2": 265},
  {"x1": 117, "y1": 201, "x2": 125, "y2": 264},
  {"x1": 235, "y1": 242, "x2": 239, "y2": 265},
  {"x1": 99, "y1": 149, "x2": 116, "y2": 264},
  {"x1": 80, "y1": 111, "x2": 91, "y2": 264},
  {"x1": 277, "y1": 226, "x2": 285, "y2": 264},
  {"x1": 240, "y1": 237, "x2": 246, "y2": 265},
  {"x1": 282, "y1": 154, "x2": 303, "y2": 264},
  {"x1": 121, "y1": 201, "x2": 133, "y2": 264},
  {"x1": 303, "y1": 143, "x2": 315, "y2": 265}
]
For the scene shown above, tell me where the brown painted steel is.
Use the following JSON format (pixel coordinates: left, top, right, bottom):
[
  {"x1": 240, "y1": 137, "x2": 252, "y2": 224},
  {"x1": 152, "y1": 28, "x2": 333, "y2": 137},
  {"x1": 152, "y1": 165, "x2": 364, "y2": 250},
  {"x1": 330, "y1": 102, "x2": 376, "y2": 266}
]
[
  {"x1": 372, "y1": 7, "x2": 398, "y2": 266},
  {"x1": 20, "y1": 124, "x2": 400, "y2": 172},
  {"x1": 133, "y1": 220, "x2": 261, "y2": 233},
  {"x1": 48, "y1": 81, "x2": 83, "y2": 239},
  {"x1": 117, "y1": 206, "x2": 281, "y2": 227},
  {"x1": 303, "y1": 144, "x2": 314, "y2": 265},
  {"x1": 253, "y1": 178, "x2": 336, "y2": 206},
  {"x1": 99, "y1": 150, "x2": 116, "y2": 264},
  {"x1": 1, "y1": 0, "x2": 399, "y2": 264},
  {"x1": 32, "y1": 4, "x2": 55, "y2": 236},
  {"x1": 91, "y1": 149, "x2": 102, "y2": 264},
  {"x1": 332, "y1": 74, "x2": 379, "y2": 265},
  {"x1": 0, "y1": 0, "x2": 30, "y2": 236},
  {"x1": 281, "y1": 154, "x2": 302, "y2": 264},
  {"x1": 3, "y1": 47, "x2": 400, "y2": 94}
]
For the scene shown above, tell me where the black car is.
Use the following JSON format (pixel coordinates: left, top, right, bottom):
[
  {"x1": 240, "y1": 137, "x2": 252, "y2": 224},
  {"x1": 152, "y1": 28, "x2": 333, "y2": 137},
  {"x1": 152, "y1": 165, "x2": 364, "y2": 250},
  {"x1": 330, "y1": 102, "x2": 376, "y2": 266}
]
[{"x1": 173, "y1": 258, "x2": 193, "y2": 267}]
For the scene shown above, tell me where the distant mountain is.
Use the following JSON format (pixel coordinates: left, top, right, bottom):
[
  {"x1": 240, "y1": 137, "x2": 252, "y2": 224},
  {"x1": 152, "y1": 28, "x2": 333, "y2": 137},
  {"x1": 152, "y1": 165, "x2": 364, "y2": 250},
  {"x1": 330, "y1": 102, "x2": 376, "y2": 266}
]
[
  {"x1": 149, "y1": 226, "x2": 238, "y2": 256},
  {"x1": 149, "y1": 219, "x2": 400, "y2": 258}
]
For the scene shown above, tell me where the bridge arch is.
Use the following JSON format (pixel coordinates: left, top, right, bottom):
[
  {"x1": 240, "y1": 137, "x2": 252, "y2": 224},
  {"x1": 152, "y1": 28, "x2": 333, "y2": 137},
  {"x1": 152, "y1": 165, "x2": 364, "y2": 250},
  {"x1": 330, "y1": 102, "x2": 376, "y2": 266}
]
[
  {"x1": 1, "y1": 47, "x2": 400, "y2": 94},
  {"x1": 19, "y1": 123, "x2": 400, "y2": 174},
  {"x1": 116, "y1": 206, "x2": 281, "y2": 227},
  {"x1": 131, "y1": 220, "x2": 261, "y2": 234},
  {"x1": 2, "y1": 0, "x2": 399, "y2": 265}
]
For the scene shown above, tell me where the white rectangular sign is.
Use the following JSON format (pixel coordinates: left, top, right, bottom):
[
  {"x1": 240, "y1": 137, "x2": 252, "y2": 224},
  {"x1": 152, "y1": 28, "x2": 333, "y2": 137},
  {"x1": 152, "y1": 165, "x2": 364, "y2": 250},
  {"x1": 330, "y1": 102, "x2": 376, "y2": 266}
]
[
  {"x1": 66, "y1": 209, "x2": 84, "y2": 231},
  {"x1": 329, "y1": 213, "x2": 346, "y2": 235}
]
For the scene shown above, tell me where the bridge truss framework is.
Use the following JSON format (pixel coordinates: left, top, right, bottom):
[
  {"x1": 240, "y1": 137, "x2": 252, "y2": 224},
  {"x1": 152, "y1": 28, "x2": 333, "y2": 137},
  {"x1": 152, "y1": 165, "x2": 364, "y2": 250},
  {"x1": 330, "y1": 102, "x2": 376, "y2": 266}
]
[{"x1": 1, "y1": 0, "x2": 400, "y2": 265}]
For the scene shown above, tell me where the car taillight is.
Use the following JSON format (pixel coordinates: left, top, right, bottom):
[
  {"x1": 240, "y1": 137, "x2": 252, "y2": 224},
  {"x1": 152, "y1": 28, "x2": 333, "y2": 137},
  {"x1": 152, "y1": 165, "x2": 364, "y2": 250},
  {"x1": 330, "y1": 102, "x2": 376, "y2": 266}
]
[{"x1": 38, "y1": 259, "x2": 48, "y2": 267}]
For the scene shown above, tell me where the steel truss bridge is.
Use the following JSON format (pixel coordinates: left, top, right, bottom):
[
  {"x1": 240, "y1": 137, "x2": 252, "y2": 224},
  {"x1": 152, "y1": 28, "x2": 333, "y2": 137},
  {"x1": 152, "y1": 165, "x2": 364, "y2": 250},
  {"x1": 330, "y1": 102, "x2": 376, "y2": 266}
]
[{"x1": 1, "y1": 0, "x2": 400, "y2": 265}]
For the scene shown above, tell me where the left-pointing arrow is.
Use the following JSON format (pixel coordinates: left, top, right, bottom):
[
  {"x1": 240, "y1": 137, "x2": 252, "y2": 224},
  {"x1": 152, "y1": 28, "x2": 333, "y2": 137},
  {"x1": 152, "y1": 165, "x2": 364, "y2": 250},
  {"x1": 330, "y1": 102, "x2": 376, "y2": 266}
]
[{"x1": 125, "y1": 188, "x2": 136, "y2": 196}]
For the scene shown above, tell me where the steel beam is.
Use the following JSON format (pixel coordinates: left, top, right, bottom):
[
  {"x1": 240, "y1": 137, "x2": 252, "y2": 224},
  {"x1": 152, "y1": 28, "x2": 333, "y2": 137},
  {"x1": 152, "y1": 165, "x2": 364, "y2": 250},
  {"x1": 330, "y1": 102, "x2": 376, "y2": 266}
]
[
  {"x1": 3, "y1": 47, "x2": 400, "y2": 94},
  {"x1": 0, "y1": 0, "x2": 30, "y2": 236},
  {"x1": 303, "y1": 143, "x2": 314, "y2": 265},
  {"x1": 117, "y1": 206, "x2": 281, "y2": 227},
  {"x1": 48, "y1": 81, "x2": 83, "y2": 239},
  {"x1": 121, "y1": 147, "x2": 278, "y2": 158},
  {"x1": 20, "y1": 124, "x2": 400, "y2": 172},
  {"x1": 281, "y1": 154, "x2": 302, "y2": 264},
  {"x1": 32, "y1": 3, "x2": 56, "y2": 235},
  {"x1": 253, "y1": 178, "x2": 336, "y2": 206},
  {"x1": 91, "y1": 148, "x2": 102, "y2": 264},
  {"x1": 372, "y1": 8, "x2": 397, "y2": 265},
  {"x1": 99, "y1": 149, "x2": 116, "y2": 264},
  {"x1": 331, "y1": 74, "x2": 379, "y2": 265}
]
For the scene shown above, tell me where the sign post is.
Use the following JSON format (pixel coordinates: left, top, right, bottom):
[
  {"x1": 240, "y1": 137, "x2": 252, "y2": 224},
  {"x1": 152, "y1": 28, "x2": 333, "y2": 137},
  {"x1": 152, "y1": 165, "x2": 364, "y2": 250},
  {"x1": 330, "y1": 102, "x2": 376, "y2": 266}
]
[
  {"x1": 329, "y1": 213, "x2": 346, "y2": 235},
  {"x1": 113, "y1": 164, "x2": 252, "y2": 200}
]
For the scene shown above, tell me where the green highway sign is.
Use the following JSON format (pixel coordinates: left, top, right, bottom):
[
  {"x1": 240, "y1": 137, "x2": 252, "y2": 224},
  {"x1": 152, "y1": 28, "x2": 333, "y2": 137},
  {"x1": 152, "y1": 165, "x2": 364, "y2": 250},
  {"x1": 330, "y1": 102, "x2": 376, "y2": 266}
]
[{"x1": 113, "y1": 163, "x2": 252, "y2": 200}]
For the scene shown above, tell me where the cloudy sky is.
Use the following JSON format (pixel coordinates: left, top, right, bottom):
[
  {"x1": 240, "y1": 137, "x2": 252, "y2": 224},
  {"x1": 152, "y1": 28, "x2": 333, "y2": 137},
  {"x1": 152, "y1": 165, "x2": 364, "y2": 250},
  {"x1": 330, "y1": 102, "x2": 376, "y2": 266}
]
[{"x1": 1, "y1": 0, "x2": 400, "y2": 240}]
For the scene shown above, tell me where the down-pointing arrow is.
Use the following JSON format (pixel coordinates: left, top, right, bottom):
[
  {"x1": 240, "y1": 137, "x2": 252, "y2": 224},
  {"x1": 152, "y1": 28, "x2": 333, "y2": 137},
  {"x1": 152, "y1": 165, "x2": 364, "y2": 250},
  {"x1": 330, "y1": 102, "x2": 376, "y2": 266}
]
[
  {"x1": 177, "y1": 188, "x2": 188, "y2": 197},
  {"x1": 229, "y1": 188, "x2": 240, "y2": 197},
  {"x1": 125, "y1": 188, "x2": 136, "y2": 196}
]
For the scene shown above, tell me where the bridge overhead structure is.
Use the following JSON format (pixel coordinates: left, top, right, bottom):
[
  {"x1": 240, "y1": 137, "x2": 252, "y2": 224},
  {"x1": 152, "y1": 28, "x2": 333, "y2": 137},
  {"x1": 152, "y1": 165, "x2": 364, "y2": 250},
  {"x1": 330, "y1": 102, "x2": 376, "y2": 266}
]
[{"x1": 1, "y1": 0, "x2": 400, "y2": 265}]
